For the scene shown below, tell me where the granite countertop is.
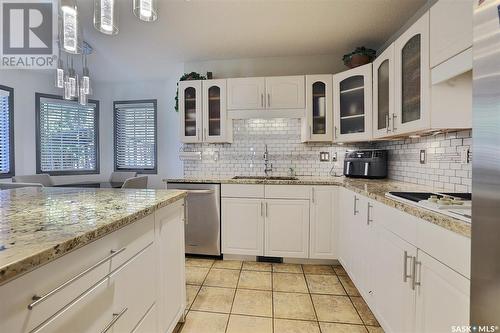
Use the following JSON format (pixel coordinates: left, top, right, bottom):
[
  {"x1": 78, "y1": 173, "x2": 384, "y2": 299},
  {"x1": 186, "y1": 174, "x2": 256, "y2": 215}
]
[
  {"x1": 0, "y1": 187, "x2": 186, "y2": 285},
  {"x1": 165, "y1": 177, "x2": 471, "y2": 238}
]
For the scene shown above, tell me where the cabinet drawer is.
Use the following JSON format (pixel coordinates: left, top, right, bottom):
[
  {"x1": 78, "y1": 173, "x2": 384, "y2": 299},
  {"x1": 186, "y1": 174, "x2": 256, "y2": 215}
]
[
  {"x1": 109, "y1": 214, "x2": 155, "y2": 270},
  {"x1": 111, "y1": 243, "x2": 156, "y2": 333},
  {"x1": 132, "y1": 303, "x2": 157, "y2": 333},
  {"x1": 222, "y1": 184, "x2": 264, "y2": 198},
  {"x1": 265, "y1": 185, "x2": 311, "y2": 199}
]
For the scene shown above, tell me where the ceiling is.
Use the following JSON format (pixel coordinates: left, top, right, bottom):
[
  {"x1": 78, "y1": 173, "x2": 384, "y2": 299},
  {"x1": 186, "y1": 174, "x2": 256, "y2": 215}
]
[{"x1": 77, "y1": 0, "x2": 427, "y2": 82}]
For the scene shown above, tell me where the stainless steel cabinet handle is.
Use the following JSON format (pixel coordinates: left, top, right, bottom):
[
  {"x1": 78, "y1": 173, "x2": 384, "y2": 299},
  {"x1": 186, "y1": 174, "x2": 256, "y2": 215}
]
[
  {"x1": 312, "y1": 188, "x2": 315, "y2": 204},
  {"x1": 367, "y1": 203, "x2": 373, "y2": 225},
  {"x1": 197, "y1": 127, "x2": 201, "y2": 141},
  {"x1": 411, "y1": 257, "x2": 421, "y2": 290},
  {"x1": 101, "y1": 308, "x2": 128, "y2": 333},
  {"x1": 260, "y1": 201, "x2": 264, "y2": 217},
  {"x1": 392, "y1": 113, "x2": 397, "y2": 131},
  {"x1": 261, "y1": 94, "x2": 264, "y2": 108},
  {"x1": 28, "y1": 247, "x2": 127, "y2": 310},
  {"x1": 309, "y1": 125, "x2": 312, "y2": 139},
  {"x1": 267, "y1": 93, "x2": 271, "y2": 107},
  {"x1": 185, "y1": 189, "x2": 215, "y2": 194},
  {"x1": 386, "y1": 114, "x2": 391, "y2": 133},
  {"x1": 334, "y1": 126, "x2": 338, "y2": 139},
  {"x1": 353, "y1": 196, "x2": 359, "y2": 215},
  {"x1": 403, "y1": 251, "x2": 412, "y2": 282}
]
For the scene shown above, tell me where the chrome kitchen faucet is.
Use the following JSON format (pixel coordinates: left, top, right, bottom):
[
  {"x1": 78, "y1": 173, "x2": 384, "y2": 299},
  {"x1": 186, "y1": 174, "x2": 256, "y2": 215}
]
[{"x1": 263, "y1": 144, "x2": 273, "y2": 176}]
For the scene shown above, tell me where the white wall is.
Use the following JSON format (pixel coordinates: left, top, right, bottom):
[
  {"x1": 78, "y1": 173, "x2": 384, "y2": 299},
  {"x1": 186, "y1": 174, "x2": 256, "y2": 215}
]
[
  {"x1": 94, "y1": 64, "x2": 184, "y2": 188},
  {"x1": 184, "y1": 53, "x2": 346, "y2": 78},
  {"x1": 0, "y1": 65, "x2": 184, "y2": 188}
]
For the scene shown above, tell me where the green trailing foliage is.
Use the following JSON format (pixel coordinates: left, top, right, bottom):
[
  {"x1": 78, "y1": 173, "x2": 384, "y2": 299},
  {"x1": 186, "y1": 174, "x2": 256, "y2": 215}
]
[{"x1": 175, "y1": 72, "x2": 207, "y2": 112}]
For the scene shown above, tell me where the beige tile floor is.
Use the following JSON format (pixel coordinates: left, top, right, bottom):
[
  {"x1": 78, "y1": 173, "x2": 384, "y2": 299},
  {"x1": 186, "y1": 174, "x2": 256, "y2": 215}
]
[{"x1": 178, "y1": 258, "x2": 384, "y2": 333}]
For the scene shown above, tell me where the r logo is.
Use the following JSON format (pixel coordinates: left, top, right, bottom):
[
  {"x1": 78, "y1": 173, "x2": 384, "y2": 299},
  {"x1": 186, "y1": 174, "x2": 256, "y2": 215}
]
[{"x1": 2, "y1": 2, "x2": 53, "y2": 54}]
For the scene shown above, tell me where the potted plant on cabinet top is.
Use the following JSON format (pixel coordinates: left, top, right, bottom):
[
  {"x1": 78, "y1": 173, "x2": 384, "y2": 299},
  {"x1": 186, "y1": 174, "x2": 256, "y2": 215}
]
[
  {"x1": 343, "y1": 47, "x2": 377, "y2": 69},
  {"x1": 174, "y1": 72, "x2": 207, "y2": 112}
]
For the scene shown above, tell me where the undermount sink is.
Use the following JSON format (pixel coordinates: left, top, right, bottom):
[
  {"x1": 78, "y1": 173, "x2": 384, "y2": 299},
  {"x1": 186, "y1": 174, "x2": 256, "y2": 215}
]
[{"x1": 232, "y1": 176, "x2": 299, "y2": 181}]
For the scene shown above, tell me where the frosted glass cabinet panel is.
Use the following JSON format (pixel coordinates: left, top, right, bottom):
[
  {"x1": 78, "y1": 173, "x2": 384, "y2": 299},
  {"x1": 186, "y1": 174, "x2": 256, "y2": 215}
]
[
  {"x1": 394, "y1": 12, "x2": 430, "y2": 134},
  {"x1": 179, "y1": 80, "x2": 202, "y2": 143},
  {"x1": 373, "y1": 44, "x2": 395, "y2": 138},
  {"x1": 333, "y1": 64, "x2": 372, "y2": 143},
  {"x1": 302, "y1": 75, "x2": 333, "y2": 142},
  {"x1": 203, "y1": 79, "x2": 231, "y2": 143}
]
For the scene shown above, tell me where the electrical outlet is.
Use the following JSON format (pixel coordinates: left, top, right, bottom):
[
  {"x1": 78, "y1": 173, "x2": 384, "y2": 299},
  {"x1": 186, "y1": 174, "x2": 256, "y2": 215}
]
[
  {"x1": 420, "y1": 149, "x2": 426, "y2": 164},
  {"x1": 460, "y1": 147, "x2": 470, "y2": 164},
  {"x1": 319, "y1": 152, "x2": 330, "y2": 162},
  {"x1": 331, "y1": 152, "x2": 337, "y2": 162}
]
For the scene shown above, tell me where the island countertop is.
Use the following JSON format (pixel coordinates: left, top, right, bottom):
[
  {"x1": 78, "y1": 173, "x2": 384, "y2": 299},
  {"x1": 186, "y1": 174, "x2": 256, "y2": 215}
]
[
  {"x1": 0, "y1": 187, "x2": 186, "y2": 285},
  {"x1": 165, "y1": 177, "x2": 471, "y2": 238}
]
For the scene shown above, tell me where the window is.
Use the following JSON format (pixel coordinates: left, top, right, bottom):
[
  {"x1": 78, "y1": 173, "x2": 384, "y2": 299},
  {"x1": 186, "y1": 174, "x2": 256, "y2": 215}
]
[
  {"x1": 114, "y1": 100, "x2": 157, "y2": 174},
  {"x1": 36, "y1": 93, "x2": 99, "y2": 175},
  {"x1": 0, "y1": 85, "x2": 14, "y2": 178}
]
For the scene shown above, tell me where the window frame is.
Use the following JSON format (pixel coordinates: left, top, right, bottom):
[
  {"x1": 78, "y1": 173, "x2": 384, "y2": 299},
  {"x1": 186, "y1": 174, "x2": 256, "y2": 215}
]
[
  {"x1": 0, "y1": 84, "x2": 15, "y2": 179},
  {"x1": 113, "y1": 99, "x2": 158, "y2": 174},
  {"x1": 35, "y1": 93, "x2": 100, "y2": 176}
]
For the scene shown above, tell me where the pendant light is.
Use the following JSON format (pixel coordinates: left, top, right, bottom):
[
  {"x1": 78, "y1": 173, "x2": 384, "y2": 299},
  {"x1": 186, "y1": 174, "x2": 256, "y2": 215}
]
[
  {"x1": 55, "y1": 45, "x2": 65, "y2": 88},
  {"x1": 68, "y1": 57, "x2": 78, "y2": 98},
  {"x1": 81, "y1": 54, "x2": 91, "y2": 95},
  {"x1": 60, "y1": 0, "x2": 82, "y2": 54},
  {"x1": 133, "y1": 0, "x2": 158, "y2": 22},
  {"x1": 94, "y1": 0, "x2": 119, "y2": 35}
]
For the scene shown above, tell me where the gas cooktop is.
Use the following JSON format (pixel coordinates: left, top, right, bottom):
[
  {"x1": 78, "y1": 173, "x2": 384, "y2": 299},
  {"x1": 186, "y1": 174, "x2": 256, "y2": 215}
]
[{"x1": 386, "y1": 192, "x2": 471, "y2": 223}]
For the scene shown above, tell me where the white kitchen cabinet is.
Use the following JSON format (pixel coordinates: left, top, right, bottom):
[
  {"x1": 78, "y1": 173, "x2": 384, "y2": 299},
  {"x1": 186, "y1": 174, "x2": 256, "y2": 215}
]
[
  {"x1": 179, "y1": 80, "x2": 203, "y2": 143},
  {"x1": 373, "y1": 44, "x2": 395, "y2": 139},
  {"x1": 222, "y1": 198, "x2": 265, "y2": 256},
  {"x1": 309, "y1": 186, "x2": 337, "y2": 259},
  {"x1": 333, "y1": 63, "x2": 373, "y2": 143},
  {"x1": 394, "y1": 12, "x2": 430, "y2": 134},
  {"x1": 202, "y1": 79, "x2": 232, "y2": 143},
  {"x1": 265, "y1": 76, "x2": 305, "y2": 109},
  {"x1": 227, "y1": 77, "x2": 266, "y2": 110},
  {"x1": 430, "y1": 0, "x2": 473, "y2": 68},
  {"x1": 265, "y1": 199, "x2": 309, "y2": 258},
  {"x1": 156, "y1": 202, "x2": 187, "y2": 333},
  {"x1": 415, "y1": 250, "x2": 470, "y2": 332},
  {"x1": 375, "y1": 226, "x2": 417, "y2": 333},
  {"x1": 302, "y1": 75, "x2": 333, "y2": 142}
]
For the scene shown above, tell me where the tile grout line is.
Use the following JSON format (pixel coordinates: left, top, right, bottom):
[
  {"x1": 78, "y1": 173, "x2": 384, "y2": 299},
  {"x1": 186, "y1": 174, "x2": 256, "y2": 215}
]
[
  {"x1": 302, "y1": 264, "x2": 322, "y2": 333},
  {"x1": 224, "y1": 263, "x2": 242, "y2": 333}
]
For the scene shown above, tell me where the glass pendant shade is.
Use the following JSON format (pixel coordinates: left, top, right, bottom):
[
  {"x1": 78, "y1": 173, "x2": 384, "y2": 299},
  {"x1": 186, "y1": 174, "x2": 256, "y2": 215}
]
[
  {"x1": 133, "y1": 0, "x2": 158, "y2": 22},
  {"x1": 79, "y1": 87, "x2": 87, "y2": 106},
  {"x1": 94, "y1": 0, "x2": 119, "y2": 35},
  {"x1": 63, "y1": 77, "x2": 72, "y2": 100},
  {"x1": 60, "y1": 0, "x2": 82, "y2": 54},
  {"x1": 81, "y1": 55, "x2": 91, "y2": 95},
  {"x1": 55, "y1": 59, "x2": 65, "y2": 88}
]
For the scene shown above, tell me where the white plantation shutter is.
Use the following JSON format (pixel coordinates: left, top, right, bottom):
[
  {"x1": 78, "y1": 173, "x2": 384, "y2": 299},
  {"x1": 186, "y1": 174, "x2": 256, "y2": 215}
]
[
  {"x1": 38, "y1": 96, "x2": 98, "y2": 174},
  {"x1": 114, "y1": 101, "x2": 157, "y2": 172},
  {"x1": 0, "y1": 87, "x2": 13, "y2": 176}
]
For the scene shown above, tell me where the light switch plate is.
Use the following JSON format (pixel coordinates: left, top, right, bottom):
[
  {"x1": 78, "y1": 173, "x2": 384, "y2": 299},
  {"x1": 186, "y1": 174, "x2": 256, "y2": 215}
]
[
  {"x1": 460, "y1": 147, "x2": 470, "y2": 164},
  {"x1": 320, "y1": 152, "x2": 330, "y2": 162},
  {"x1": 420, "y1": 149, "x2": 426, "y2": 164}
]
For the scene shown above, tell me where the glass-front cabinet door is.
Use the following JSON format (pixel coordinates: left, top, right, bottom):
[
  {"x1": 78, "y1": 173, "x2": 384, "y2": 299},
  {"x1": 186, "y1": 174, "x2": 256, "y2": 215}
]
[
  {"x1": 179, "y1": 80, "x2": 202, "y2": 143},
  {"x1": 302, "y1": 75, "x2": 333, "y2": 142},
  {"x1": 394, "y1": 12, "x2": 430, "y2": 134},
  {"x1": 203, "y1": 79, "x2": 231, "y2": 143},
  {"x1": 373, "y1": 44, "x2": 395, "y2": 139},
  {"x1": 333, "y1": 63, "x2": 372, "y2": 143}
]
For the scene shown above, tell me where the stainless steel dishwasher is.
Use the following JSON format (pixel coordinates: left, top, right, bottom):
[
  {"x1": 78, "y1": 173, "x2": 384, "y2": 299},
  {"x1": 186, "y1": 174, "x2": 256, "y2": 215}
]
[{"x1": 167, "y1": 182, "x2": 221, "y2": 256}]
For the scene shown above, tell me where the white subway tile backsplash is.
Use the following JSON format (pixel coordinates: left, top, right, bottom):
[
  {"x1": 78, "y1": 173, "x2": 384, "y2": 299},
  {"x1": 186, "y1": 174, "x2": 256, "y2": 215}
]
[{"x1": 182, "y1": 119, "x2": 472, "y2": 192}]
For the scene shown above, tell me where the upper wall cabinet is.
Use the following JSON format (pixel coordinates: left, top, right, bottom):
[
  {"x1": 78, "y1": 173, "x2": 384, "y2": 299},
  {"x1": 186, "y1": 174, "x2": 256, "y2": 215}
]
[
  {"x1": 373, "y1": 44, "x2": 395, "y2": 139},
  {"x1": 227, "y1": 77, "x2": 266, "y2": 110},
  {"x1": 430, "y1": 0, "x2": 473, "y2": 69},
  {"x1": 179, "y1": 80, "x2": 203, "y2": 143},
  {"x1": 394, "y1": 12, "x2": 430, "y2": 134},
  {"x1": 333, "y1": 63, "x2": 373, "y2": 143},
  {"x1": 302, "y1": 75, "x2": 333, "y2": 142},
  {"x1": 227, "y1": 76, "x2": 305, "y2": 118},
  {"x1": 203, "y1": 79, "x2": 232, "y2": 143},
  {"x1": 265, "y1": 76, "x2": 305, "y2": 109}
]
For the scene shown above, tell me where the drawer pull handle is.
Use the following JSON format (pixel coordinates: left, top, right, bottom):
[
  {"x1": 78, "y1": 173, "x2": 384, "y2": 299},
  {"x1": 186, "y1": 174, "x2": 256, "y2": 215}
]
[
  {"x1": 28, "y1": 247, "x2": 127, "y2": 310},
  {"x1": 403, "y1": 251, "x2": 412, "y2": 282},
  {"x1": 101, "y1": 308, "x2": 128, "y2": 333},
  {"x1": 411, "y1": 257, "x2": 421, "y2": 290}
]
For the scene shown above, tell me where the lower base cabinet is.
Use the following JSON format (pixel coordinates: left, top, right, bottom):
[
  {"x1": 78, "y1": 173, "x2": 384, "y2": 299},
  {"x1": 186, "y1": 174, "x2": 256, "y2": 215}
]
[
  {"x1": 415, "y1": 250, "x2": 470, "y2": 333},
  {"x1": 265, "y1": 199, "x2": 309, "y2": 258}
]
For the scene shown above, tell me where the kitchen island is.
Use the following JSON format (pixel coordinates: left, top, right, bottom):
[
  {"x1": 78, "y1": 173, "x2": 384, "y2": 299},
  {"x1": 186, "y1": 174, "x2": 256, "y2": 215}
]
[{"x1": 0, "y1": 187, "x2": 187, "y2": 333}]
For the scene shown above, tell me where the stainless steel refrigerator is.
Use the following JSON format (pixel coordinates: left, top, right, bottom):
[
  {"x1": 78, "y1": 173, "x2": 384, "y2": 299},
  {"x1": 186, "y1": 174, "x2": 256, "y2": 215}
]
[{"x1": 471, "y1": 0, "x2": 500, "y2": 325}]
